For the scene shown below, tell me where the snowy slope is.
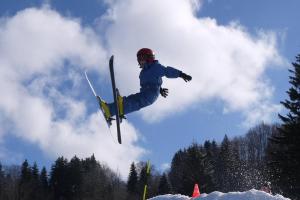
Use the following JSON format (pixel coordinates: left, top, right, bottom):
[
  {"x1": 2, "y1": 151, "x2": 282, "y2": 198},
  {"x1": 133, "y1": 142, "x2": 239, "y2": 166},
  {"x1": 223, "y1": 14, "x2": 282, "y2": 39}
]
[{"x1": 148, "y1": 189, "x2": 290, "y2": 200}]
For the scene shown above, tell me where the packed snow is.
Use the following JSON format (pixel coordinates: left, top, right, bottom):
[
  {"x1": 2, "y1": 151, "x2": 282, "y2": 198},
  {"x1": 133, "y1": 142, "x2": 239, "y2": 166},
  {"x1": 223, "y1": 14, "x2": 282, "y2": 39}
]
[{"x1": 148, "y1": 189, "x2": 290, "y2": 200}]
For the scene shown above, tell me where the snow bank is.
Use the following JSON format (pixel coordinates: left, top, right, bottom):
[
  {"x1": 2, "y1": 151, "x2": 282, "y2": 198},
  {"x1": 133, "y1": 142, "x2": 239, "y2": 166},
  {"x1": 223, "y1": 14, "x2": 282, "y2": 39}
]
[
  {"x1": 148, "y1": 189, "x2": 290, "y2": 200},
  {"x1": 148, "y1": 194, "x2": 190, "y2": 200}
]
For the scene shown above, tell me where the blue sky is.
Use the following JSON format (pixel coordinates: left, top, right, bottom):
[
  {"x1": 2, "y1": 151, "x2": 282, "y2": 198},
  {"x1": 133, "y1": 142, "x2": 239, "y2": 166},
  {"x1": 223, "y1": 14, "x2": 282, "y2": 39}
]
[{"x1": 0, "y1": 0, "x2": 299, "y2": 178}]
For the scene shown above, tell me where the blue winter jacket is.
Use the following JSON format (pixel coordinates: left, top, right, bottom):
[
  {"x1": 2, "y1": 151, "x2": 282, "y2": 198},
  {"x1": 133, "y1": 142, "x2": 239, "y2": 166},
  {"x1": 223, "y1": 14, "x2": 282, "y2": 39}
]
[
  {"x1": 139, "y1": 60, "x2": 181, "y2": 91},
  {"x1": 108, "y1": 60, "x2": 182, "y2": 116}
]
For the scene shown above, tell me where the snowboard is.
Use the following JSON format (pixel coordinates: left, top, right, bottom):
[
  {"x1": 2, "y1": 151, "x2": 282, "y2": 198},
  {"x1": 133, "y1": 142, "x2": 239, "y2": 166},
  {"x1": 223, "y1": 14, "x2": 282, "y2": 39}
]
[{"x1": 85, "y1": 55, "x2": 123, "y2": 144}]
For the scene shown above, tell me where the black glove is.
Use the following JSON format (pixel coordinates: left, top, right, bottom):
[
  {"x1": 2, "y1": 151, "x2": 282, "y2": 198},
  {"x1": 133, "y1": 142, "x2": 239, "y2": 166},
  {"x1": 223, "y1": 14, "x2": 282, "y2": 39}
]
[
  {"x1": 160, "y1": 87, "x2": 169, "y2": 98},
  {"x1": 179, "y1": 72, "x2": 192, "y2": 82}
]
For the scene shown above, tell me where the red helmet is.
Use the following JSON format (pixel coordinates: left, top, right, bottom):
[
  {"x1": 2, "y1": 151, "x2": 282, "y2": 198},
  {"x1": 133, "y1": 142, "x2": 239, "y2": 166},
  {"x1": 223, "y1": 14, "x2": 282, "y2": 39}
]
[{"x1": 137, "y1": 48, "x2": 155, "y2": 63}]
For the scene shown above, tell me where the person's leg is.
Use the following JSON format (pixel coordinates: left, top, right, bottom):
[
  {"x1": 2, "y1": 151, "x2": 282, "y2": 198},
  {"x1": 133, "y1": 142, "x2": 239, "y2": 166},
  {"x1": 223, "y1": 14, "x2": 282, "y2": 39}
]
[{"x1": 108, "y1": 89, "x2": 159, "y2": 116}]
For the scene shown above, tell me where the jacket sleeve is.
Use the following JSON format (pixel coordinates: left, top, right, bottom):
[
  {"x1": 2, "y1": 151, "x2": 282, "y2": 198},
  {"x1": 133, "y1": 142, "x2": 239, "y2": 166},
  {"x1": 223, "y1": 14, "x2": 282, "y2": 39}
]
[{"x1": 157, "y1": 64, "x2": 181, "y2": 78}]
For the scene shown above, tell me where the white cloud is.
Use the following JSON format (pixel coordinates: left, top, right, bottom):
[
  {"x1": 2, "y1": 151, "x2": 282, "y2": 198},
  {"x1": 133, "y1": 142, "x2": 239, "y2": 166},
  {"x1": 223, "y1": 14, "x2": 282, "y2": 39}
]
[
  {"x1": 0, "y1": 6, "x2": 145, "y2": 178},
  {"x1": 100, "y1": 0, "x2": 285, "y2": 126}
]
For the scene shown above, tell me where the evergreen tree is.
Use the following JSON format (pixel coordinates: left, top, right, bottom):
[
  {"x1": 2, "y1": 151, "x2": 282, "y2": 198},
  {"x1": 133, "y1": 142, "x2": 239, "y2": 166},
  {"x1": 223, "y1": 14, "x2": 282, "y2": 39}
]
[
  {"x1": 19, "y1": 160, "x2": 32, "y2": 200},
  {"x1": 40, "y1": 167, "x2": 50, "y2": 198},
  {"x1": 31, "y1": 162, "x2": 39, "y2": 180},
  {"x1": 230, "y1": 138, "x2": 244, "y2": 191},
  {"x1": 68, "y1": 156, "x2": 83, "y2": 199},
  {"x1": 50, "y1": 157, "x2": 70, "y2": 199},
  {"x1": 169, "y1": 150, "x2": 187, "y2": 194},
  {"x1": 138, "y1": 164, "x2": 148, "y2": 193},
  {"x1": 158, "y1": 173, "x2": 171, "y2": 195},
  {"x1": 81, "y1": 159, "x2": 106, "y2": 200},
  {"x1": 20, "y1": 160, "x2": 31, "y2": 184},
  {"x1": 30, "y1": 162, "x2": 40, "y2": 200},
  {"x1": 218, "y1": 135, "x2": 236, "y2": 192},
  {"x1": 204, "y1": 141, "x2": 212, "y2": 157},
  {"x1": 82, "y1": 154, "x2": 98, "y2": 171},
  {"x1": 203, "y1": 140, "x2": 218, "y2": 191},
  {"x1": 209, "y1": 140, "x2": 220, "y2": 190},
  {"x1": 1, "y1": 156, "x2": 127, "y2": 200},
  {"x1": 169, "y1": 143, "x2": 214, "y2": 195},
  {"x1": 270, "y1": 54, "x2": 300, "y2": 199},
  {"x1": 127, "y1": 162, "x2": 138, "y2": 196},
  {"x1": 40, "y1": 167, "x2": 48, "y2": 189},
  {"x1": 4, "y1": 165, "x2": 20, "y2": 200},
  {"x1": 81, "y1": 155, "x2": 125, "y2": 200}
]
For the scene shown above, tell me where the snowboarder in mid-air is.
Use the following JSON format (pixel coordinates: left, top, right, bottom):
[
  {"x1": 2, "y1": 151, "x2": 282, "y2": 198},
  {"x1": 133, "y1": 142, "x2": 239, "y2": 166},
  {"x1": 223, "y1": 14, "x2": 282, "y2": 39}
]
[{"x1": 100, "y1": 48, "x2": 192, "y2": 120}]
